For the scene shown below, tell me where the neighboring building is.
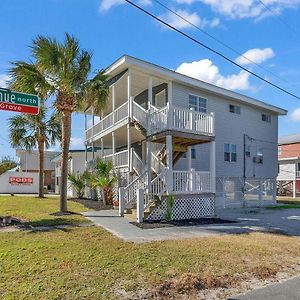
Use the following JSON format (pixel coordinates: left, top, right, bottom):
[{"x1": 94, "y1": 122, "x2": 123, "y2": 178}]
[
  {"x1": 277, "y1": 134, "x2": 300, "y2": 197},
  {"x1": 16, "y1": 150, "x2": 60, "y2": 191},
  {"x1": 85, "y1": 55, "x2": 286, "y2": 222},
  {"x1": 52, "y1": 148, "x2": 107, "y2": 197}
]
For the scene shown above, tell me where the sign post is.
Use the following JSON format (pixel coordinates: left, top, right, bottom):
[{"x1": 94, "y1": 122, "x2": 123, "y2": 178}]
[{"x1": 0, "y1": 88, "x2": 39, "y2": 115}]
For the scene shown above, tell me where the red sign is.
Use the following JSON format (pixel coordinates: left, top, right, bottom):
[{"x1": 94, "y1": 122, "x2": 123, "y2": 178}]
[
  {"x1": 0, "y1": 102, "x2": 39, "y2": 114},
  {"x1": 9, "y1": 177, "x2": 33, "y2": 185}
]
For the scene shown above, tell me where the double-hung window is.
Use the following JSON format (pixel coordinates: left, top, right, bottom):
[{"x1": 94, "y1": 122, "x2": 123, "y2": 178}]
[
  {"x1": 224, "y1": 144, "x2": 237, "y2": 162},
  {"x1": 189, "y1": 94, "x2": 207, "y2": 113}
]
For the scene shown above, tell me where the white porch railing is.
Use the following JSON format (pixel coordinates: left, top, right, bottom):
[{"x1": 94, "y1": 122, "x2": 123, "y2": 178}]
[
  {"x1": 103, "y1": 149, "x2": 128, "y2": 168},
  {"x1": 173, "y1": 170, "x2": 212, "y2": 193},
  {"x1": 149, "y1": 105, "x2": 214, "y2": 136},
  {"x1": 296, "y1": 171, "x2": 300, "y2": 178},
  {"x1": 86, "y1": 101, "x2": 128, "y2": 140}
]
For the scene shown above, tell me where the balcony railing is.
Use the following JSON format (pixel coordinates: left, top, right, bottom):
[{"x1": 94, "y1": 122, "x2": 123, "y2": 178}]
[
  {"x1": 102, "y1": 149, "x2": 128, "y2": 168},
  {"x1": 86, "y1": 99, "x2": 215, "y2": 141},
  {"x1": 173, "y1": 170, "x2": 212, "y2": 193},
  {"x1": 86, "y1": 101, "x2": 128, "y2": 140},
  {"x1": 149, "y1": 105, "x2": 214, "y2": 136}
]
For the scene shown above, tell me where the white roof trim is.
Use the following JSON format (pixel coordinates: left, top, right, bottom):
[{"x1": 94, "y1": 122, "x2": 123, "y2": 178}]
[
  {"x1": 278, "y1": 157, "x2": 300, "y2": 162},
  {"x1": 106, "y1": 55, "x2": 287, "y2": 115}
]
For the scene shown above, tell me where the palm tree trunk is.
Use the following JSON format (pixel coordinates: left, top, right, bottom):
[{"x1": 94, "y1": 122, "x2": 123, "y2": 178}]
[
  {"x1": 38, "y1": 138, "x2": 45, "y2": 198},
  {"x1": 60, "y1": 111, "x2": 72, "y2": 212}
]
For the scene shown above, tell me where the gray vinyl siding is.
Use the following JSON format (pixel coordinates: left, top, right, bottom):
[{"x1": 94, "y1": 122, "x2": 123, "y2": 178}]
[{"x1": 172, "y1": 82, "x2": 278, "y2": 179}]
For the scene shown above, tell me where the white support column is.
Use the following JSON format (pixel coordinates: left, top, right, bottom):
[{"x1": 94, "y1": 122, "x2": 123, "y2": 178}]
[
  {"x1": 167, "y1": 81, "x2": 173, "y2": 130},
  {"x1": 84, "y1": 114, "x2": 88, "y2": 166},
  {"x1": 127, "y1": 124, "x2": 131, "y2": 172},
  {"x1": 127, "y1": 71, "x2": 131, "y2": 101},
  {"x1": 112, "y1": 132, "x2": 115, "y2": 166},
  {"x1": 210, "y1": 141, "x2": 216, "y2": 193},
  {"x1": 112, "y1": 85, "x2": 115, "y2": 123},
  {"x1": 187, "y1": 146, "x2": 192, "y2": 170},
  {"x1": 136, "y1": 188, "x2": 144, "y2": 223},
  {"x1": 293, "y1": 163, "x2": 297, "y2": 198},
  {"x1": 148, "y1": 77, "x2": 153, "y2": 110},
  {"x1": 146, "y1": 141, "x2": 152, "y2": 193},
  {"x1": 258, "y1": 179, "x2": 263, "y2": 206},
  {"x1": 166, "y1": 135, "x2": 173, "y2": 194},
  {"x1": 101, "y1": 138, "x2": 104, "y2": 157},
  {"x1": 118, "y1": 187, "x2": 125, "y2": 217}
]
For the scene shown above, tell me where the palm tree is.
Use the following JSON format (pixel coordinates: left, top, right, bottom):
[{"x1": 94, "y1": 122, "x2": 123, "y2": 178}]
[
  {"x1": 68, "y1": 171, "x2": 90, "y2": 199},
  {"x1": 8, "y1": 106, "x2": 61, "y2": 198},
  {"x1": 9, "y1": 33, "x2": 109, "y2": 212},
  {"x1": 91, "y1": 159, "x2": 117, "y2": 206}
]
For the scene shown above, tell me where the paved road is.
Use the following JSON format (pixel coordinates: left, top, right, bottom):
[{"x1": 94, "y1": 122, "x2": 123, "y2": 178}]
[{"x1": 230, "y1": 277, "x2": 300, "y2": 300}]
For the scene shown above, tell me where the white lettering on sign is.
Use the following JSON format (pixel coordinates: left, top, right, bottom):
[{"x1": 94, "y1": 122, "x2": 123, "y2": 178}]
[
  {"x1": 0, "y1": 103, "x2": 22, "y2": 111},
  {"x1": 9, "y1": 177, "x2": 33, "y2": 185}
]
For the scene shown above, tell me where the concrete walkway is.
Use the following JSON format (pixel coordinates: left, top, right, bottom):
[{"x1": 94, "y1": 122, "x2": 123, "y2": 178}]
[
  {"x1": 230, "y1": 276, "x2": 300, "y2": 299},
  {"x1": 82, "y1": 206, "x2": 300, "y2": 242}
]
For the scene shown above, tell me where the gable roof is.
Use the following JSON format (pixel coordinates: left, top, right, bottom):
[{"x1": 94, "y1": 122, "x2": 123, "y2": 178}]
[
  {"x1": 279, "y1": 134, "x2": 300, "y2": 145},
  {"x1": 106, "y1": 55, "x2": 287, "y2": 116}
]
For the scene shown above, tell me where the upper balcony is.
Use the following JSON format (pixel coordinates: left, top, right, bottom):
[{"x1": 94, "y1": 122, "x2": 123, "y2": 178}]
[{"x1": 85, "y1": 97, "x2": 215, "y2": 143}]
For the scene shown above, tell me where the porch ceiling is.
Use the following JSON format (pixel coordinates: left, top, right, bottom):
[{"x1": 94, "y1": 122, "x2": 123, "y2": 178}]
[{"x1": 149, "y1": 130, "x2": 214, "y2": 147}]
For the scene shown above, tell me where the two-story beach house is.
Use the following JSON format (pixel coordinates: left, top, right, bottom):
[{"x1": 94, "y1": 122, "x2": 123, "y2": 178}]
[{"x1": 84, "y1": 56, "x2": 287, "y2": 222}]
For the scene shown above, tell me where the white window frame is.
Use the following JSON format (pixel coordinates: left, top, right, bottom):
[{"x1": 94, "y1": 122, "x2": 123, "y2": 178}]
[
  {"x1": 189, "y1": 94, "x2": 207, "y2": 113},
  {"x1": 262, "y1": 113, "x2": 271, "y2": 123},
  {"x1": 224, "y1": 143, "x2": 237, "y2": 162},
  {"x1": 257, "y1": 148, "x2": 264, "y2": 164},
  {"x1": 229, "y1": 104, "x2": 241, "y2": 114}
]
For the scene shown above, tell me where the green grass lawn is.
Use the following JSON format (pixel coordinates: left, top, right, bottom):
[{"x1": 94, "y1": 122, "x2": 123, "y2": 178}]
[
  {"x1": 1, "y1": 196, "x2": 300, "y2": 299},
  {"x1": 0, "y1": 196, "x2": 89, "y2": 226}
]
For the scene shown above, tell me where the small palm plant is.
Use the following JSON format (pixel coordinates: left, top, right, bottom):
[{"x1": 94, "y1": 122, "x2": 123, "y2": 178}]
[
  {"x1": 91, "y1": 159, "x2": 117, "y2": 206},
  {"x1": 68, "y1": 172, "x2": 90, "y2": 199}
]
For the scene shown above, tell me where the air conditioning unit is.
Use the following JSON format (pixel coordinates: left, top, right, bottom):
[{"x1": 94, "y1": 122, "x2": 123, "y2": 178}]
[{"x1": 253, "y1": 156, "x2": 263, "y2": 164}]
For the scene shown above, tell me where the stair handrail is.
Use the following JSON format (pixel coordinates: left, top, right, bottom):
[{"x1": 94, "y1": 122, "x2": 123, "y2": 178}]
[
  {"x1": 132, "y1": 149, "x2": 145, "y2": 176},
  {"x1": 132, "y1": 100, "x2": 148, "y2": 130}
]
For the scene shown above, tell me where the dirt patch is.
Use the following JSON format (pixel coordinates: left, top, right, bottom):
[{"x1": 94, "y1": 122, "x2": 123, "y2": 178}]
[
  {"x1": 132, "y1": 218, "x2": 236, "y2": 229},
  {"x1": 145, "y1": 273, "x2": 242, "y2": 299},
  {"x1": 69, "y1": 198, "x2": 114, "y2": 211}
]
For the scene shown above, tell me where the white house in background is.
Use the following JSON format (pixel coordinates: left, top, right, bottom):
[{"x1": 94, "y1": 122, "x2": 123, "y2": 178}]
[
  {"x1": 52, "y1": 148, "x2": 107, "y2": 197},
  {"x1": 84, "y1": 55, "x2": 287, "y2": 222},
  {"x1": 277, "y1": 134, "x2": 300, "y2": 198},
  {"x1": 16, "y1": 150, "x2": 60, "y2": 191}
]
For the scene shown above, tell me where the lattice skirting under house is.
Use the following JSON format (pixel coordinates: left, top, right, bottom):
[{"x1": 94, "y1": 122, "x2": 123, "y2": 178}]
[{"x1": 146, "y1": 193, "x2": 216, "y2": 221}]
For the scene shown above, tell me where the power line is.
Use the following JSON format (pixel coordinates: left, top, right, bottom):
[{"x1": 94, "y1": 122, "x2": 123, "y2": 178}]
[
  {"x1": 125, "y1": 0, "x2": 300, "y2": 101},
  {"x1": 257, "y1": 0, "x2": 300, "y2": 39},
  {"x1": 152, "y1": 0, "x2": 292, "y2": 87}
]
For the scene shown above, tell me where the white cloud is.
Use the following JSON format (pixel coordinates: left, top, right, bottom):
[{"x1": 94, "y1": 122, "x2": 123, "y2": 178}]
[
  {"x1": 0, "y1": 74, "x2": 9, "y2": 88},
  {"x1": 159, "y1": 9, "x2": 201, "y2": 29},
  {"x1": 235, "y1": 48, "x2": 275, "y2": 66},
  {"x1": 99, "y1": 0, "x2": 150, "y2": 11},
  {"x1": 158, "y1": 9, "x2": 220, "y2": 30},
  {"x1": 70, "y1": 137, "x2": 84, "y2": 148},
  {"x1": 176, "y1": 58, "x2": 250, "y2": 90},
  {"x1": 192, "y1": 0, "x2": 300, "y2": 20},
  {"x1": 290, "y1": 108, "x2": 300, "y2": 121}
]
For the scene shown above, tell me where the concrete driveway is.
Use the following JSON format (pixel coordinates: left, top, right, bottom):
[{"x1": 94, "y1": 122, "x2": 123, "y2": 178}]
[
  {"x1": 230, "y1": 276, "x2": 300, "y2": 300},
  {"x1": 83, "y1": 206, "x2": 300, "y2": 242}
]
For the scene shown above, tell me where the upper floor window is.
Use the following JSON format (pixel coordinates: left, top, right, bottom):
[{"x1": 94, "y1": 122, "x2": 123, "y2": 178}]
[
  {"x1": 278, "y1": 146, "x2": 282, "y2": 156},
  {"x1": 189, "y1": 94, "x2": 207, "y2": 113},
  {"x1": 262, "y1": 113, "x2": 271, "y2": 123},
  {"x1": 224, "y1": 144, "x2": 237, "y2": 162},
  {"x1": 229, "y1": 104, "x2": 241, "y2": 114}
]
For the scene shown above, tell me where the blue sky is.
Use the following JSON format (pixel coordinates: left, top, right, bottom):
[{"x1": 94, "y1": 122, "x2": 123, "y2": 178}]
[{"x1": 1, "y1": 0, "x2": 300, "y2": 158}]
